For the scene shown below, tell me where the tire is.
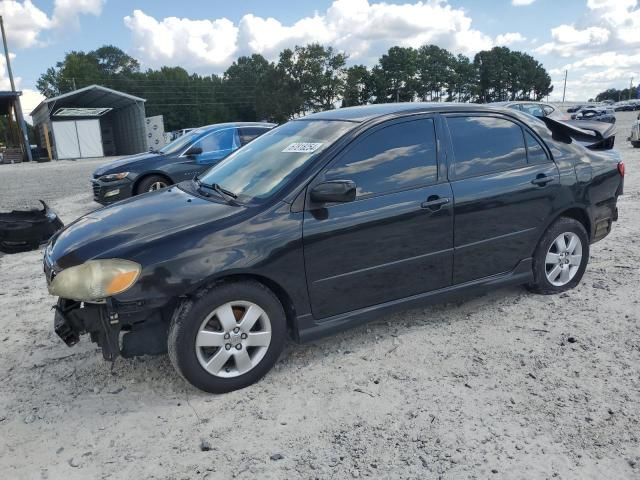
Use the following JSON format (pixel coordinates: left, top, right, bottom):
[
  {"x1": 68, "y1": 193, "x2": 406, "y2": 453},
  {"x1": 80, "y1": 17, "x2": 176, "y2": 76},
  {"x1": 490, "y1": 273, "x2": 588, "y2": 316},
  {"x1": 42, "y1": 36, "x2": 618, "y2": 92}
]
[
  {"x1": 632, "y1": 141, "x2": 640, "y2": 148},
  {"x1": 528, "y1": 217, "x2": 590, "y2": 295},
  {"x1": 135, "y1": 175, "x2": 171, "y2": 194},
  {"x1": 168, "y1": 281, "x2": 286, "y2": 393}
]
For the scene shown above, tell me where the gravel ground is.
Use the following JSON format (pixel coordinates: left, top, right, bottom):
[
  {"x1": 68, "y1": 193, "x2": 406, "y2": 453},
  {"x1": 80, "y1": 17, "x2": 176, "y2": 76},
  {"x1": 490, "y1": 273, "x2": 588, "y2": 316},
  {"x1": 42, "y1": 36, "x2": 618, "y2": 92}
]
[
  {"x1": 0, "y1": 156, "x2": 122, "y2": 210},
  {"x1": 1, "y1": 112, "x2": 639, "y2": 480}
]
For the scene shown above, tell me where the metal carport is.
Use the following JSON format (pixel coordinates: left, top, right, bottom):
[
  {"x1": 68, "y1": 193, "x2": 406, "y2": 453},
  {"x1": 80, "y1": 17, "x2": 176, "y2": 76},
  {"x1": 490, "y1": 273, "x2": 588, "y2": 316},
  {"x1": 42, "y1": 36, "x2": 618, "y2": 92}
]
[{"x1": 30, "y1": 85, "x2": 147, "y2": 160}]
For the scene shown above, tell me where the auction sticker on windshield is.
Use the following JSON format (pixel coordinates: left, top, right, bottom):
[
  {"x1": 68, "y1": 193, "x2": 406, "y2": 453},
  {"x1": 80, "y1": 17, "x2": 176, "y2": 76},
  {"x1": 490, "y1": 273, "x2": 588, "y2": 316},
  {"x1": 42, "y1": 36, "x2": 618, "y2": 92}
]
[{"x1": 282, "y1": 143, "x2": 323, "y2": 153}]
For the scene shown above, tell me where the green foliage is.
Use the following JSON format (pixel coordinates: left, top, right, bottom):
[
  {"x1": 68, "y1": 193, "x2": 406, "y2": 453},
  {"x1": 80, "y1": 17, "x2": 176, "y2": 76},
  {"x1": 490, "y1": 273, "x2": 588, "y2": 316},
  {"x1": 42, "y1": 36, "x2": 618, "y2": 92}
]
[
  {"x1": 36, "y1": 42, "x2": 554, "y2": 129},
  {"x1": 595, "y1": 86, "x2": 638, "y2": 102},
  {"x1": 474, "y1": 47, "x2": 552, "y2": 102},
  {"x1": 342, "y1": 65, "x2": 374, "y2": 107}
]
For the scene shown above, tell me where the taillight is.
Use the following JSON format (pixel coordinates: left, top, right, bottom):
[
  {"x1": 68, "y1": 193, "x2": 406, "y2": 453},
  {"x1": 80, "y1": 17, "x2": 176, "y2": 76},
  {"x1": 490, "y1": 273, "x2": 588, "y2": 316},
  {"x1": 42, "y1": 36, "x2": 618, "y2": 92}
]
[{"x1": 618, "y1": 161, "x2": 625, "y2": 177}]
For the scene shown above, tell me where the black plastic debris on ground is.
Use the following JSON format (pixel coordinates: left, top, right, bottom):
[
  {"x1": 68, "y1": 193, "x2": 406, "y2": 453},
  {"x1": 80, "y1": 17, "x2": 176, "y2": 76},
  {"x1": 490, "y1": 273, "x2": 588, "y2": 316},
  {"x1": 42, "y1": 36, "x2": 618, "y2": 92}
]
[{"x1": 0, "y1": 200, "x2": 63, "y2": 254}]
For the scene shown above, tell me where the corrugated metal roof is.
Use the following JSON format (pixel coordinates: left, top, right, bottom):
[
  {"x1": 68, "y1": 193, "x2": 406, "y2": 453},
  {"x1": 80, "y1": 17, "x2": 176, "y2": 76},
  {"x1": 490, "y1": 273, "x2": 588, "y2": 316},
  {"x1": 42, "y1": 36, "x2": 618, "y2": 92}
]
[{"x1": 30, "y1": 85, "x2": 145, "y2": 117}]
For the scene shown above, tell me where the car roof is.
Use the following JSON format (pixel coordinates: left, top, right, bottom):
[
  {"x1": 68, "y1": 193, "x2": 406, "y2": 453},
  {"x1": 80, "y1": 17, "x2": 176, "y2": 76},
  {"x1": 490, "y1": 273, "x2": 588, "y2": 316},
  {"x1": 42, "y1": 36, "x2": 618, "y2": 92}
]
[
  {"x1": 490, "y1": 100, "x2": 554, "y2": 107},
  {"x1": 194, "y1": 122, "x2": 276, "y2": 133},
  {"x1": 296, "y1": 102, "x2": 546, "y2": 123}
]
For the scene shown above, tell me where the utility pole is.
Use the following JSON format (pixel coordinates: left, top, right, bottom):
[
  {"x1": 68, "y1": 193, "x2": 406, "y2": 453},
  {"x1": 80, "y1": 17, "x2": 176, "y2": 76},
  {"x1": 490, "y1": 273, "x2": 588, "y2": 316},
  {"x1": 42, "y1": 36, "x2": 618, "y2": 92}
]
[
  {"x1": 630, "y1": 77, "x2": 634, "y2": 100},
  {"x1": 561, "y1": 70, "x2": 567, "y2": 103},
  {"x1": 0, "y1": 15, "x2": 32, "y2": 162}
]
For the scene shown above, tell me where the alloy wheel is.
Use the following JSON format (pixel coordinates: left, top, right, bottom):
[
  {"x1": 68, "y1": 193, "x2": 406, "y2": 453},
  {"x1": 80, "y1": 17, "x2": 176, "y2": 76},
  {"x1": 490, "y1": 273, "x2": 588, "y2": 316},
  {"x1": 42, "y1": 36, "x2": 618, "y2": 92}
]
[
  {"x1": 148, "y1": 181, "x2": 168, "y2": 192},
  {"x1": 545, "y1": 232, "x2": 583, "y2": 287},
  {"x1": 195, "y1": 301, "x2": 272, "y2": 378}
]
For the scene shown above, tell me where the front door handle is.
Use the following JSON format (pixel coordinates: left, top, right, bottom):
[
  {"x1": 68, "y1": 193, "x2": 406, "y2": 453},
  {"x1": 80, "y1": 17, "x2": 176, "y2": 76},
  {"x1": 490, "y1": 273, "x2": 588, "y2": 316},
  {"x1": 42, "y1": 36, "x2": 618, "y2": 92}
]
[
  {"x1": 531, "y1": 175, "x2": 555, "y2": 186},
  {"x1": 421, "y1": 196, "x2": 450, "y2": 211}
]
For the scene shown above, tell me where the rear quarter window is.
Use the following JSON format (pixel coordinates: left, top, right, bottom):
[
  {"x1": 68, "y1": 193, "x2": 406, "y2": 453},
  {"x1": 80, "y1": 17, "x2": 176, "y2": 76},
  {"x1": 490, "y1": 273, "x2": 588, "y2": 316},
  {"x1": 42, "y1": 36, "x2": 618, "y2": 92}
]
[{"x1": 525, "y1": 131, "x2": 550, "y2": 164}]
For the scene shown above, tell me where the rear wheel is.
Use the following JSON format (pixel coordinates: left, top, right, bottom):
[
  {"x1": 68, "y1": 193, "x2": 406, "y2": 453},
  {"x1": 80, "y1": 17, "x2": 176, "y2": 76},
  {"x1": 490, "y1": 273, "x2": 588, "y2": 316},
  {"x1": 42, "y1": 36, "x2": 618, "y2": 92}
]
[
  {"x1": 528, "y1": 217, "x2": 589, "y2": 294},
  {"x1": 136, "y1": 175, "x2": 171, "y2": 194},
  {"x1": 632, "y1": 141, "x2": 640, "y2": 148},
  {"x1": 168, "y1": 281, "x2": 286, "y2": 393}
]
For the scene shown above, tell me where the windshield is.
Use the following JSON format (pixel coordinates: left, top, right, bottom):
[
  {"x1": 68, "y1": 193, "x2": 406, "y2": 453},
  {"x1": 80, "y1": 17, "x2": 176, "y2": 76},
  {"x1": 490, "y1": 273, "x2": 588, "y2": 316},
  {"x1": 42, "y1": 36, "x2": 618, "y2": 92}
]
[
  {"x1": 159, "y1": 130, "x2": 200, "y2": 155},
  {"x1": 198, "y1": 120, "x2": 355, "y2": 203}
]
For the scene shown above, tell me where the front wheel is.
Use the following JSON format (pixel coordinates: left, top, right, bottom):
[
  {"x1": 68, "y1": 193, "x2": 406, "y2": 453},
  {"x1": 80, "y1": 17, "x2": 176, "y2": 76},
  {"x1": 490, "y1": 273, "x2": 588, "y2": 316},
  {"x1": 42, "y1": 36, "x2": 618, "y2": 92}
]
[
  {"x1": 168, "y1": 281, "x2": 286, "y2": 393},
  {"x1": 136, "y1": 175, "x2": 171, "y2": 194},
  {"x1": 528, "y1": 217, "x2": 590, "y2": 295}
]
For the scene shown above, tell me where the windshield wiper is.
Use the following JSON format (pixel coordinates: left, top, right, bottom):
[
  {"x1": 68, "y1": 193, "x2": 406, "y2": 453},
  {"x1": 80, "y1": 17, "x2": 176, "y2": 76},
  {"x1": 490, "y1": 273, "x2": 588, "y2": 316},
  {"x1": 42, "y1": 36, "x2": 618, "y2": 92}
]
[{"x1": 195, "y1": 178, "x2": 238, "y2": 202}]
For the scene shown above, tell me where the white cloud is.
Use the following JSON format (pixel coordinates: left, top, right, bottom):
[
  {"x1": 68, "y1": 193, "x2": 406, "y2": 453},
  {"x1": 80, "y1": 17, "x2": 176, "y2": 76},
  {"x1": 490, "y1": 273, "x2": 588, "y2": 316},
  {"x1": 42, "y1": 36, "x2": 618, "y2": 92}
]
[
  {"x1": 537, "y1": 0, "x2": 640, "y2": 99},
  {"x1": 0, "y1": 0, "x2": 104, "y2": 49},
  {"x1": 535, "y1": 25, "x2": 609, "y2": 56},
  {"x1": 125, "y1": 0, "x2": 495, "y2": 70},
  {"x1": 124, "y1": 10, "x2": 238, "y2": 69},
  {"x1": 512, "y1": 0, "x2": 536, "y2": 5},
  {"x1": 51, "y1": 0, "x2": 105, "y2": 28},
  {"x1": 495, "y1": 32, "x2": 526, "y2": 46},
  {"x1": 0, "y1": 1, "x2": 51, "y2": 48}
]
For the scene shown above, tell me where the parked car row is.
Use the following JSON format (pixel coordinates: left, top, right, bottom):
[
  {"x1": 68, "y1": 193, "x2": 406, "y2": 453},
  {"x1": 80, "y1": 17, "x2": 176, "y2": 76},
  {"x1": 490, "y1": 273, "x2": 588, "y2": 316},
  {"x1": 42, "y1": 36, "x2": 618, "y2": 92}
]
[
  {"x1": 45, "y1": 103, "x2": 624, "y2": 393},
  {"x1": 572, "y1": 106, "x2": 616, "y2": 123},
  {"x1": 614, "y1": 100, "x2": 640, "y2": 111}
]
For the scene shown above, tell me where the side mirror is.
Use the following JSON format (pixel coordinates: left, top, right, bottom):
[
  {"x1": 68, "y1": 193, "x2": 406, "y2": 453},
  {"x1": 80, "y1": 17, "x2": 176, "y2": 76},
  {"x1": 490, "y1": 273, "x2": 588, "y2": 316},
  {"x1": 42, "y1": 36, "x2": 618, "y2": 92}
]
[
  {"x1": 185, "y1": 146, "x2": 203, "y2": 156},
  {"x1": 310, "y1": 180, "x2": 356, "y2": 204}
]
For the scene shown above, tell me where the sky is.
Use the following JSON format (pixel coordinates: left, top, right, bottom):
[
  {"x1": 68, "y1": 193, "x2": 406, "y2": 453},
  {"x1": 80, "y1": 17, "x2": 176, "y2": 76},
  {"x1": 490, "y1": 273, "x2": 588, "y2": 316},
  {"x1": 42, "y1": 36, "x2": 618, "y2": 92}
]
[{"x1": 1, "y1": 0, "x2": 639, "y2": 120}]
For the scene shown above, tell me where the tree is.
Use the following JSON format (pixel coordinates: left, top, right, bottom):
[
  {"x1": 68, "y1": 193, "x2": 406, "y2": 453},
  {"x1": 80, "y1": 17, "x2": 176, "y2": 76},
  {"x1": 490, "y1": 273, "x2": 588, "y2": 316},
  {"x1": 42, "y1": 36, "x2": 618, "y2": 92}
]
[
  {"x1": 35, "y1": 46, "x2": 140, "y2": 96},
  {"x1": 474, "y1": 47, "x2": 552, "y2": 102},
  {"x1": 342, "y1": 65, "x2": 373, "y2": 106},
  {"x1": 595, "y1": 86, "x2": 638, "y2": 102},
  {"x1": 278, "y1": 44, "x2": 348, "y2": 113},
  {"x1": 34, "y1": 42, "x2": 555, "y2": 129},
  {"x1": 224, "y1": 54, "x2": 276, "y2": 121},
  {"x1": 372, "y1": 46, "x2": 418, "y2": 103},
  {"x1": 448, "y1": 54, "x2": 477, "y2": 102},
  {"x1": 415, "y1": 45, "x2": 456, "y2": 101}
]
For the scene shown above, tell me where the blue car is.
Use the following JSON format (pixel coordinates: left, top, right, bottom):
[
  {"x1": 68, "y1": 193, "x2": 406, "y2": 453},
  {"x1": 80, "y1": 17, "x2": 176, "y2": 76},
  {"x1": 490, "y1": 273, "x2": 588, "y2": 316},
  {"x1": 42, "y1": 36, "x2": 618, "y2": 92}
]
[{"x1": 91, "y1": 122, "x2": 275, "y2": 204}]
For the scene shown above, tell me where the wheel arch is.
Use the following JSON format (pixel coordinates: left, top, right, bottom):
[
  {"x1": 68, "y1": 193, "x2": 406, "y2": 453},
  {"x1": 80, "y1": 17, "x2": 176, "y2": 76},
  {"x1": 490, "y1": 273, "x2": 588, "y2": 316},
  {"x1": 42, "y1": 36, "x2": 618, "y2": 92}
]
[
  {"x1": 538, "y1": 205, "x2": 592, "y2": 249},
  {"x1": 190, "y1": 272, "x2": 299, "y2": 341},
  {"x1": 133, "y1": 171, "x2": 174, "y2": 195}
]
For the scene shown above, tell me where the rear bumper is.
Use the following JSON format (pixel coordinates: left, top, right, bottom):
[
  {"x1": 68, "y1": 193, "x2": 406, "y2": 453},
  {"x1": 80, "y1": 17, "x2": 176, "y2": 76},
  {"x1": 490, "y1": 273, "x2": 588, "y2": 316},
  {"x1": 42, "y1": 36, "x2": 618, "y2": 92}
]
[
  {"x1": 91, "y1": 178, "x2": 134, "y2": 205},
  {"x1": 53, "y1": 297, "x2": 170, "y2": 360}
]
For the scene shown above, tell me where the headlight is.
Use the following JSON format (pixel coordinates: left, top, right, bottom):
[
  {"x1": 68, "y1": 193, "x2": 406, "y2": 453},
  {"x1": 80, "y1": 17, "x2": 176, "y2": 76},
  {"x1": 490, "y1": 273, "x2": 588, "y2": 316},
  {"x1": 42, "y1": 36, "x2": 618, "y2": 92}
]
[
  {"x1": 99, "y1": 172, "x2": 129, "y2": 182},
  {"x1": 48, "y1": 259, "x2": 141, "y2": 301}
]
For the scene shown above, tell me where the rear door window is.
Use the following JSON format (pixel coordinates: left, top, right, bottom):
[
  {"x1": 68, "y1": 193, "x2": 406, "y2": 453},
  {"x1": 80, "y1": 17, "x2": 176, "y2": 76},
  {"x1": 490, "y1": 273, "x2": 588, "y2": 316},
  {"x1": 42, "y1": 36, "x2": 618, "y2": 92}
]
[
  {"x1": 238, "y1": 127, "x2": 270, "y2": 146},
  {"x1": 447, "y1": 116, "x2": 527, "y2": 179},
  {"x1": 196, "y1": 129, "x2": 238, "y2": 153},
  {"x1": 324, "y1": 118, "x2": 438, "y2": 198},
  {"x1": 520, "y1": 104, "x2": 545, "y2": 117}
]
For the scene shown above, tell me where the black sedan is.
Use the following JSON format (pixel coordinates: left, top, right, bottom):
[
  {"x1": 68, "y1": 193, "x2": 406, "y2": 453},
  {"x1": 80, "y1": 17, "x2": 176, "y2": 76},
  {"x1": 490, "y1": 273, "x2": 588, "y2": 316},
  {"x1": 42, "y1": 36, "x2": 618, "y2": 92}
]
[
  {"x1": 91, "y1": 122, "x2": 274, "y2": 204},
  {"x1": 45, "y1": 103, "x2": 624, "y2": 393}
]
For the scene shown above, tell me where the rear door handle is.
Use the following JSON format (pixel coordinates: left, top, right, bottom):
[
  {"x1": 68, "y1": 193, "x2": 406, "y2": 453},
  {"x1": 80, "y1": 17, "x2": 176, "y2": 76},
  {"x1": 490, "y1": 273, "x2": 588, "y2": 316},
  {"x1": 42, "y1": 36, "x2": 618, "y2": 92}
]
[
  {"x1": 531, "y1": 175, "x2": 555, "y2": 186},
  {"x1": 421, "y1": 196, "x2": 450, "y2": 210}
]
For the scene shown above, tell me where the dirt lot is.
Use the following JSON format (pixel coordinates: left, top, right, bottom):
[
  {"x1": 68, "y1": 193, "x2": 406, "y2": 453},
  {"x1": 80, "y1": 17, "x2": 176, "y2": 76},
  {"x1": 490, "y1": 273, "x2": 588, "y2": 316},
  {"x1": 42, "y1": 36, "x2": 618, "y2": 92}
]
[{"x1": 1, "y1": 113, "x2": 639, "y2": 480}]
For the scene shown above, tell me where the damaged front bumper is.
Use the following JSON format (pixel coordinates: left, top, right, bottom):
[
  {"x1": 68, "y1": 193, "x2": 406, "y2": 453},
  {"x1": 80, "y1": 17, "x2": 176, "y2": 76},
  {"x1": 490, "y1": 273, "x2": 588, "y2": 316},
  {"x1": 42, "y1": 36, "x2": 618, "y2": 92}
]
[{"x1": 53, "y1": 297, "x2": 171, "y2": 361}]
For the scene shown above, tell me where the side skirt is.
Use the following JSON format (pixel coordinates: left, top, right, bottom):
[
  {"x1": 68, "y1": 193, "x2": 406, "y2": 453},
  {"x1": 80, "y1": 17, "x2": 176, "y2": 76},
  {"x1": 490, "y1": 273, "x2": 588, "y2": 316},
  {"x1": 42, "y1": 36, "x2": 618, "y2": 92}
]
[{"x1": 296, "y1": 258, "x2": 533, "y2": 343}]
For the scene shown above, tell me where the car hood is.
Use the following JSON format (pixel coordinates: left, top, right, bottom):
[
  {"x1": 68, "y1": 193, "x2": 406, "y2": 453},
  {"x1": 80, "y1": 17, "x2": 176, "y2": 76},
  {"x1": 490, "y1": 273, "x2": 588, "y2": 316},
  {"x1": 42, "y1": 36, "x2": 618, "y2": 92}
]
[
  {"x1": 93, "y1": 152, "x2": 164, "y2": 177},
  {"x1": 48, "y1": 186, "x2": 243, "y2": 269}
]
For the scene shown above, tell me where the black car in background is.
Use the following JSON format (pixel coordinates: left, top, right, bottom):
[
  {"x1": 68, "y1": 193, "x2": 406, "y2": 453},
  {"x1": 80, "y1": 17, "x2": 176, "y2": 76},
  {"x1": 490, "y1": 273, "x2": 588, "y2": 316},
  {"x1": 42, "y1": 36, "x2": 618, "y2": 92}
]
[
  {"x1": 573, "y1": 106, "x2": 616, "y2": 123},
  {"x1": 91, "y1": 122, "x2": 275, "y2": 204},
  {"x1": 45, "y1": 103, "x2": 624, "y2": 393}
]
